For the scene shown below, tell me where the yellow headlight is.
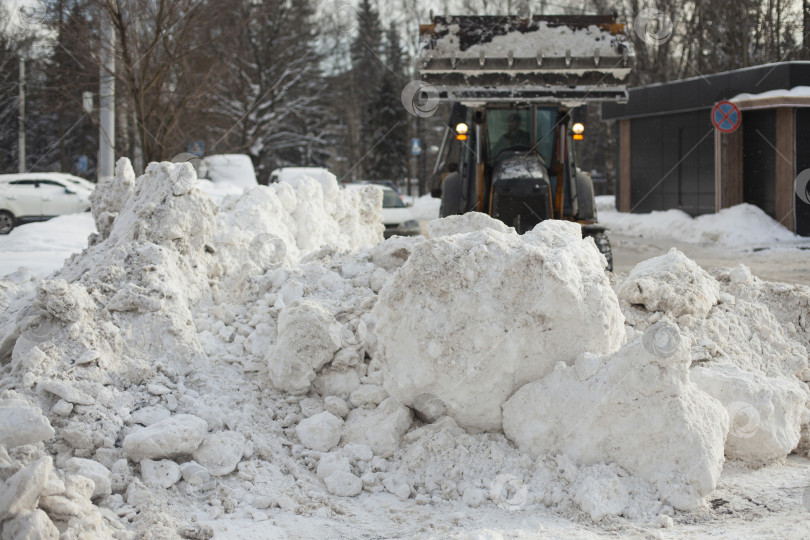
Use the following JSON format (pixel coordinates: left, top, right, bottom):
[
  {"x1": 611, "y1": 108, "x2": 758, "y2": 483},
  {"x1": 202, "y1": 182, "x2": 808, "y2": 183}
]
[
  {"x1": 455, "y1": 123, "x2": 469, "y2": 135},
  {"x1": 572, "y1": 122, "x2": 585, "y2": 134}
]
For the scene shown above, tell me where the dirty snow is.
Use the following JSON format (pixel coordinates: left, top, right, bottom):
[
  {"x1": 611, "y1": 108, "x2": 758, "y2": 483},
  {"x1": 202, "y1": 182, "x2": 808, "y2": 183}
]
[
  {"x1": 431, "y1": 21, "x2": 630, "y2": 58},
  {"x1": 0, "y1": 160, "x2": 808, "y2": 539}
]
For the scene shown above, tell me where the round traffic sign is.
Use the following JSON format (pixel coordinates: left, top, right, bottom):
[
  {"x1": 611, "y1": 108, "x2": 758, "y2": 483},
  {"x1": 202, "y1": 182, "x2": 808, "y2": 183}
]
[{"x1": 712, "y1": 101, "x2": 741, "y2": 133}]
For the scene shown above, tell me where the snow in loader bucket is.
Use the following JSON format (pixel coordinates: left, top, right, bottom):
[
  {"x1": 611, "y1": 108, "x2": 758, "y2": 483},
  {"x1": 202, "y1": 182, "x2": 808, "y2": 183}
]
[{"x1": 418, "y1": 15, "x2": 635, "y2": 103}]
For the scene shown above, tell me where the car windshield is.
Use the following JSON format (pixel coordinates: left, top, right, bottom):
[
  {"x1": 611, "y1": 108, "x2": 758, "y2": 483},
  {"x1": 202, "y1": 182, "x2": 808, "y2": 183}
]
[{"x1": 382, "y1": 189, "x2": 405, "y2": 208}]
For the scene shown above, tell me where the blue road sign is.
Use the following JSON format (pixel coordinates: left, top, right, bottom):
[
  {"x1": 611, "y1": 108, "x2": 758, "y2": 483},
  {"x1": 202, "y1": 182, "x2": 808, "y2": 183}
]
[
  {"x1": 411, "y1": 138, "x2": 422, "y2": 156},
  {"x1": 187, "y1": 141, "x2": 205, "y2": 157},
  {"x1": 712, "y1": 101, "x2": 741, "y2": 133}
]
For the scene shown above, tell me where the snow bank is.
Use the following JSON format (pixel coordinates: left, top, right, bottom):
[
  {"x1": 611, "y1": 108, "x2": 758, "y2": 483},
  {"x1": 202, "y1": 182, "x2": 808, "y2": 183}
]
[
  {"x1": 373, "y1": 213, "x2": 624, "y2": 431},
  {"x1": 600, "y1": 203, "x2": 805, "y2": 246}
]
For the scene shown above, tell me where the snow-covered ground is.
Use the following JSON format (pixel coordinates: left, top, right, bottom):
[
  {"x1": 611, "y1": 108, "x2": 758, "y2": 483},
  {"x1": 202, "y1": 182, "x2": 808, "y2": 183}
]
[
  {"x1": 0, "y1": 167, "x2": 808, "y2": 539},
  {"x1": 596, "y1": 195, "x2": 810, "y2": 284},
  {"x1": 0, "y1": 213, "x2": 96, "y2": 277}
]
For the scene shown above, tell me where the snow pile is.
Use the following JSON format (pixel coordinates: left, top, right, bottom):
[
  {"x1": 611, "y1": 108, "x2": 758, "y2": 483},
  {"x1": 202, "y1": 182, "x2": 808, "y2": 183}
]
[
  {"x1": 600, "y1": 202, "x2": 805, "y2": 246},
  {"x1": 618, "y1": 250, "x2": 810, "y2": 465},
  {"x1": 373, "y1": 213, "x2": 625, "y2": 431},
  {"x1": 1, "y1": 156, "x2": 809, "y2": 537},
  {"x1": 0, "y1": 159, "x2": 387, "y2": 538}
]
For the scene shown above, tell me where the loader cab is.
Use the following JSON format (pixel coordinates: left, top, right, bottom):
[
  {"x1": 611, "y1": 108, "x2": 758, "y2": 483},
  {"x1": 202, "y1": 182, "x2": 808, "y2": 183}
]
[{"x1": 437, "y1": 103, "x2": 580, "y2": 231}]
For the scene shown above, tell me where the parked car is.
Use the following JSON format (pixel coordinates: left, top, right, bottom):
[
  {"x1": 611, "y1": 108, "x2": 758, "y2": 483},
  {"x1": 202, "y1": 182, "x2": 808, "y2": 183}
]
[
  {"x1": 0, "y1": 173, "x2": 94, "y2": 234},
  {"x1": 345, "y1": 184, "x2": 420, "y2": 238}
]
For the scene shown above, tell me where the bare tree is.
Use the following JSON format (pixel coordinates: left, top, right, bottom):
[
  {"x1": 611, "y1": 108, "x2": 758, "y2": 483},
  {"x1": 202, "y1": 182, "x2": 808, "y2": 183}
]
[{"x1": 98, "y1": 0, "x2": 221, "y2": 163}]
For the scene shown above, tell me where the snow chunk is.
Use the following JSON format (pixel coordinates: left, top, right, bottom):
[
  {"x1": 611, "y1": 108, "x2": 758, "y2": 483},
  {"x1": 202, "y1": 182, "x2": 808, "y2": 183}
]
[
  {"x1": 317, "y1": 452, "x2": 350, "y2": 481},
  {"x1": 1, "y1": 509, "x2": 59, "y2": 539},
  {"x1": 192, "y1": 431, "x2": 246, "y2": 476},
  {"x1": 618, "y1": 248, "x2": 720, "y2": 318},
  {"x1": 269, "y1": 300, "x2": 341, "y2": 394},
  {"x1": 324, "y1": 471, "x2": 363, "y2": 497},
  {"x1": 573, "y1": 475, "x2": 630, "y2": 521},
  {"x1": 692, "y1": 364, "x2": 806, "y2": 464},
  {"x1": 373, "y1": 219, "x2": 624, "y2": 431},
  {"x1": 123, "y1": 414, "x2": 208, "y2": 461},
  {"x1": 90, "y1": 157, "x2": 136, "y2": 239},
  {"x1": 39, "y1": 380, "x2": 94, "y2": 406},
  {"x1": 140, "y1": 459, "x2": 182, "y2": 488},
  {"x1": 295, "y1": 411, "x2": 343, "y2": 452},
  {"x1": 0, "y1": 457, "x2": 52, "y2": 521},
  {"x1": 502, "y1": 338, "x2": 728, "y2": 511},
  {"x1": 426, "y1": 211, "x2": 513, "y2": 238},
  {"x1": 341, "y1": 398, "x2": 412, "y2": 457},
  {"x1": 0, "y1": 405, "x2": 54, "y2": 448},
  {"x1": 370, "y1": 236, "x2": 421, "y2": 271},
  {"x1": 65, "y1": 458, "x2": 112, "y2": 499}
]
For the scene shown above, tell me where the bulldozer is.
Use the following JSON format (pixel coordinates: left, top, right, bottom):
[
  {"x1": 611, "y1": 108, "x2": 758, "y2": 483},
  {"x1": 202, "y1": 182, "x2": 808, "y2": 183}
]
[{"x1": 419, "y1": 14, "x2": 635, "y2": 270}]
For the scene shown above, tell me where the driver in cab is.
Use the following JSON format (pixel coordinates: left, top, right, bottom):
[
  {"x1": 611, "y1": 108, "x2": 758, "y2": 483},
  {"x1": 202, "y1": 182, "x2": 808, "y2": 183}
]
[{"x1": 492, "y1": 113, "x2": 530, "y2": 157}]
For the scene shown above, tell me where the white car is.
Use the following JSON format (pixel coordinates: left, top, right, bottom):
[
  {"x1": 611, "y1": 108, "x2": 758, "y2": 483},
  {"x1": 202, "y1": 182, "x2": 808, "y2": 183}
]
[
  {"x1": 0, "y1": 173, "x2": 94, "y2": 234},
  {"x1": 345, "y1": 184, "x2": 420, "y2": 238}
]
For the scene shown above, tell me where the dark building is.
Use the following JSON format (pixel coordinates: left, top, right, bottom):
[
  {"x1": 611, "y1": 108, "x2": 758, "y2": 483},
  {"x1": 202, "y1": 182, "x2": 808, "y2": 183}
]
[{"x1": 602, "y1": 61, "x2": 810, "y2": 236}]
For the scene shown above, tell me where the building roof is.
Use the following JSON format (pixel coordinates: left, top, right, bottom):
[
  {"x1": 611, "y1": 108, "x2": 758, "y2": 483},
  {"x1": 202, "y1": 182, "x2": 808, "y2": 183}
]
[{"x1": 602, "y1": 61, "x2": 810, "y2": 120}]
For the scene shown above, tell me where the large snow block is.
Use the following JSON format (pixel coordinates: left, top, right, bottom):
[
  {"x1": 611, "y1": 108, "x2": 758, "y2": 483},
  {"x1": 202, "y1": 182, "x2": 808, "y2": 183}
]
[
  {"x1": 123, "y1": 414, "x2": 208, "y2": 461},
  {"x1": 691, "y1": 364, "x2": 806, "y2": 464},
  {"x1": 372, "y1": 217, "x2": 624, "y2": 431},
  {"x1": 502, "y1": 338, "x2": 728, "y2": 511},
  {"x1": 268, "y1": 299, "x2": 340, "y2": 394}
]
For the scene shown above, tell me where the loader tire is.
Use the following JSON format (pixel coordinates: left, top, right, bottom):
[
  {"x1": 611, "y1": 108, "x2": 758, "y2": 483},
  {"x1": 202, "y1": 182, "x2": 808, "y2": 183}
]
[{"x1": 589, "y1": 231, "x2": 613, "y2": 272}]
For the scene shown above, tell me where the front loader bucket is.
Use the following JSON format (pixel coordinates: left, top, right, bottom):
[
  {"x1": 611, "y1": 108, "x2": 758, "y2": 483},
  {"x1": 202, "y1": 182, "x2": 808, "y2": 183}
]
[{"x1": 418, "y1": 15, "x2": 635, "y2": 103}]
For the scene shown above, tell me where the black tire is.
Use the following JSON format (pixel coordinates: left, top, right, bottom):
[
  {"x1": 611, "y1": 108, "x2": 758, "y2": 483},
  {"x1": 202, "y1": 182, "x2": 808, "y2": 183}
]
[
  {"x1": 589, "y1": 231, "x2": 613, "y2": 272},
  {"x1": 0, "y1": 210, "x2": 14, "y2": 235}
]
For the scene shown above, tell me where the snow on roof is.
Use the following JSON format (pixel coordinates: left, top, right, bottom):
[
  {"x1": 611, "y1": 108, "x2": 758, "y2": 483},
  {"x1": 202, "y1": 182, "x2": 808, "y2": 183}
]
[{"x1": 730, "y1": 85, "x2": 810, "y2": 107}]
